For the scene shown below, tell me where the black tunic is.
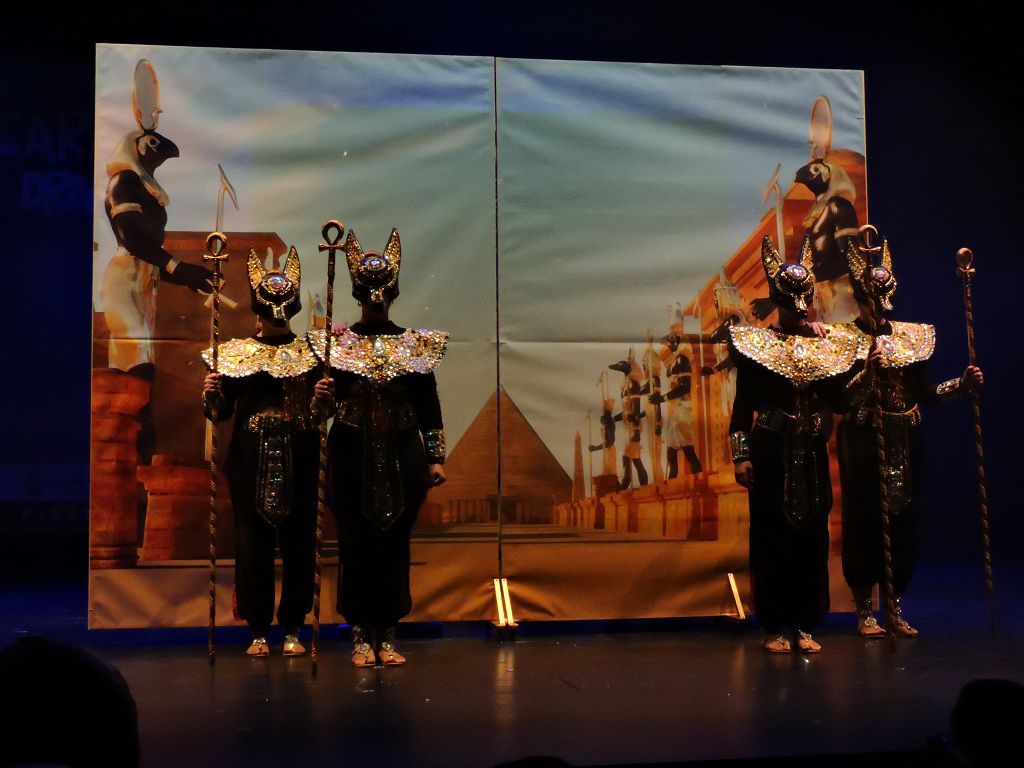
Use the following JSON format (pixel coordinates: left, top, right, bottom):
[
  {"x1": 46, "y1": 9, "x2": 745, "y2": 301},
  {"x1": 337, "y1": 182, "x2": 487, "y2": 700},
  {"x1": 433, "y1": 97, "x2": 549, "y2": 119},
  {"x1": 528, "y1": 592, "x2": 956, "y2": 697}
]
[
  {"x1": 327, "y1": 321, "x2": 444, "y2": 628},
  {"x1": 729, "y1": 330, "x2": 846, "y2": 634},
  {"x1": 838, "y1": 318, "x2": 936, "y2": 596}
]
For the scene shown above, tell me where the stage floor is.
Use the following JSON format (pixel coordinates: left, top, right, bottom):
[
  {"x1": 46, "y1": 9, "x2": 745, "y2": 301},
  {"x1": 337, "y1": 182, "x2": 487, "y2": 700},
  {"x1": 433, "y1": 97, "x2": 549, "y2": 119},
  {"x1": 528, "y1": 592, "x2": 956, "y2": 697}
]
[{"x1": 3, "y1": 564, "x2": 1022, "y2": 767}]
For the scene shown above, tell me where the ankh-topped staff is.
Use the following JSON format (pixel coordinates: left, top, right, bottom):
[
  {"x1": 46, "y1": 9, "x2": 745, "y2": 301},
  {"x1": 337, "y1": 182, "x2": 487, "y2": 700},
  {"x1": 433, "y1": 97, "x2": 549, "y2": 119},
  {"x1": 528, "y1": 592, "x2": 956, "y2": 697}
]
[
  {"x1": 203, "y1": 231, "x2": 229, "y2": 663},
  {"x1": 956, "y1": 247, "x2": 996, "y2": 638},
  {"x1": 311, "y1": 220, "x2": 345, "y2": 676},
  {"x1": 858, "y1": 225, "x2": 899, "y2": 652}
]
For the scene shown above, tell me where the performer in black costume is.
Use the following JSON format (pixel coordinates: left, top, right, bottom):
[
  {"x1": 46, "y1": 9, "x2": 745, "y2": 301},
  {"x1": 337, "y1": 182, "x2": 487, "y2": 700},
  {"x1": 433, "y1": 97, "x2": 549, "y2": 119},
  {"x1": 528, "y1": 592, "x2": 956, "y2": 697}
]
[
  {"x1": 838, "y1": 228, "x2": 983, "y2": 637},
  {"x1": 729, "y1": 236, "x2": 864, "y2": 653},
  {"x1": 310, "y1": 228, "x2": 447, "y2": 667},
  {"x1": 202, "y1": 247, "x2": 319, "y2": 657}
]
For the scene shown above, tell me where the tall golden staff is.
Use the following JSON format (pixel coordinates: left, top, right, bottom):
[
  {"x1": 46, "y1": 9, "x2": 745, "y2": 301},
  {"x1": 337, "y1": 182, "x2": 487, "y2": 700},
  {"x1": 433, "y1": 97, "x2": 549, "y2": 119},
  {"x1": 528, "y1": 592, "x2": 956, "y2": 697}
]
[
  {"x1": 858, "y1": 225, "x2": 899, "y2": 652},
  {"x1": 956, "y1": 247, "x2": 996, "y2": 638},
  {"x1": 203, "y1": 231, "x2": 229, "y2": 663},
  {"x1": 311, "y1": 220, "x2": 345, "y2": 677}
]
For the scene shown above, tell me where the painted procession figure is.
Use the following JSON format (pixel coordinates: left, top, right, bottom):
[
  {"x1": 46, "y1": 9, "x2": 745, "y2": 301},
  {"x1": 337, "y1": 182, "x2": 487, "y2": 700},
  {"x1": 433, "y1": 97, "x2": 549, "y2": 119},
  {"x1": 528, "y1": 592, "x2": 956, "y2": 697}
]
[
  {"x1": 793, "y1": 95, "x2": 860, "y2": 323},
  {"x1": 728, "y1": 236, "x2": 864, "y2": 654},
  {"x1": 202, "y1": 247, "x2": 319, "y2": 657},
  {"x1": 588, "y1": 396, "x2": 619, "y2": 479},
  {"x1": 309, "y1": 227, "x2": 447, "y2": 667},
  {"x1": 102, "y1": 60, "x2": 213, "y2": 374},
  {"x1": 654, "y1": 326, "x2": 703, "y2": 478},
  {"x1": 609, "y1": 350, "x2": 649, "y2": 490},
  {"x1": 837, "y1": 226, "x2": 983, "y2": 638}
]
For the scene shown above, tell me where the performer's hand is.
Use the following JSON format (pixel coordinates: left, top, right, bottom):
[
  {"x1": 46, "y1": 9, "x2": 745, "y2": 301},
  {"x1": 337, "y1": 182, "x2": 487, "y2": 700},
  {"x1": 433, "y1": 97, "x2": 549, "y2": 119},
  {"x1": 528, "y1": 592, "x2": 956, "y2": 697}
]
[
  {"x1": 166, "y1": 261, "x2": 215, "y2": 293},
  {"x1": 961, "y1": 365, "x2": 984, "y2": 393},
  {"x1": 203, "y1": 372, "x2": 224, "y2": 397},
  {"x1": 330, "y1": 322, "x2": 349, "y2": 336},
  {"x1": 312, "y1": 377, "x2": 336, "y2": 417},
  {"x1": 734, "y1": 460, "x2": 753, "y2": 489},
  {"x1": 865, "y1": 344, "x2": 884, "y2": 371},
  {"x1": 428, "y1": 464, "x2": 447, "y2": 486},
  {"x1": 314, "y1": 377, "x2": 335, "y2": 400},
  {"x1": 649, "y1": 393, "x2": 664, "y2": 405},
  {"x1": 808, "y1": 321, "x2": 829, "y2": 338}
]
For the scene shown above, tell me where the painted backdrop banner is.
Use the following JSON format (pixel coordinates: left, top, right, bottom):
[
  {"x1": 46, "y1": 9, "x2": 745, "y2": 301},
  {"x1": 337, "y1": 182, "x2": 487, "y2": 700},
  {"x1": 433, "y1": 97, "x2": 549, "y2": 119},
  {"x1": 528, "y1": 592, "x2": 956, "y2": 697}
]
[
  {"x1": 494, "y1": 60, "x2": 866, "y2": 619},
  {"x1": 90, "y1": 44, "x2": 865, "y2": 627}
]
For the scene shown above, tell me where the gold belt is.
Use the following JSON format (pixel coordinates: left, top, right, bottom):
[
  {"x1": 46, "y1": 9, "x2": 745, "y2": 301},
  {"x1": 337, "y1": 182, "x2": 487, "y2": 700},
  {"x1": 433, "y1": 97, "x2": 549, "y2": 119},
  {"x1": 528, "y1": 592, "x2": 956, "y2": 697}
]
[{"x1": 755, "y1": 407, "x2": 823, "y2": 436}]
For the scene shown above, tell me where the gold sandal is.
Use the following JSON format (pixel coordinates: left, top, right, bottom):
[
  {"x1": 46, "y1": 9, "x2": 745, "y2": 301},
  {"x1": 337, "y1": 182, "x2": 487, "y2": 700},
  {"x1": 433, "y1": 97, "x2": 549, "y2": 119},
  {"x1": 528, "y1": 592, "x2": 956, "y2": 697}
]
[
  {"x1": 246, "y1": 637, "x2": 270, "y2": 658},
  {"x1": 795, "y1": 631, "x2": 822, "y2": 654},
  {"x1": 283, "y1": 634, "x2": 306, "y2": 656},
  {"x1": 762, "y1": 633, "x2": 792, "y2": 654},
  {"x1": 351, "y1": 626, "x2": 377, "y2": 667},
  {"x1": 378, "y1": 627, "x2": 407, "y2": 665}
]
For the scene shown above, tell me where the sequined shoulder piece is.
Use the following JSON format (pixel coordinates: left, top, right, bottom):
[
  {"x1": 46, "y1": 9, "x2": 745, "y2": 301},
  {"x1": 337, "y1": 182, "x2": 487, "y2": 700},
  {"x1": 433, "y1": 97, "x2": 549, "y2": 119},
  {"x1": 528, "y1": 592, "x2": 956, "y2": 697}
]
[
  {"x1": 201, "y1": 336, "x2": 319, "y2": 378},
  {"x1": 843, "y1": 321, "x2": 936, "y2": 368},
  {"x1": 307, "y1": 328, "x2": 448, "y2": 382},
  {"x1": 878, "y1": 322, "x2": 936, "y2": 367},
  {"x1": 728, "y1": 324, "x2": 863, "y2": 386}
]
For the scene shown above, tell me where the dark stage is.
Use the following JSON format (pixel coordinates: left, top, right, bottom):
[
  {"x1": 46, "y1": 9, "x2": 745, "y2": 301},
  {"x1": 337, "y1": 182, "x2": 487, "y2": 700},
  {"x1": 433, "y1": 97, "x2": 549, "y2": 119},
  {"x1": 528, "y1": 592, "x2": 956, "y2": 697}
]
[{"x1": 3, "y1": 560, "x2": 1021, "y2": 768}]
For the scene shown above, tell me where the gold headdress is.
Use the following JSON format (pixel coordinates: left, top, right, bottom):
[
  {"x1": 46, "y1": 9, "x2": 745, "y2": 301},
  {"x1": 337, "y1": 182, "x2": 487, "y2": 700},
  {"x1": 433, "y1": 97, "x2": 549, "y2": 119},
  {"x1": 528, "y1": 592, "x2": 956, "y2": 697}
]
[
  {"x1": 248, "y1": 246, "x2": 302, "y2": 325},
  {"x1": 762, "y1": 235, "x2": 816, "y2": 317},
  {"x1": 346, "y1": 228, "x2": 401, "y2": 305},
  {"x1": 846, "y1": 224, "x2": 897, "y2": 312}
]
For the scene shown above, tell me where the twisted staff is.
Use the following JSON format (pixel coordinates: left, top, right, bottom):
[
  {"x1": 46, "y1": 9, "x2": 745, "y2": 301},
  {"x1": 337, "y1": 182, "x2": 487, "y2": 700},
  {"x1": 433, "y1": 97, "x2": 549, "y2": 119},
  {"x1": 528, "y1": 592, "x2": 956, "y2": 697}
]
[
  {"x1": 203, "y1": 232, "x2": 229, "y2": 663},
  {"x1": 311, "y1": 220, "x2": 345, "y2": 677},
  {"x1": 859, "y1": 226, "x2": 899, "y2": 652},
  {"x1": 956, "y1": 247, "x2": 996, "y2": 638}
]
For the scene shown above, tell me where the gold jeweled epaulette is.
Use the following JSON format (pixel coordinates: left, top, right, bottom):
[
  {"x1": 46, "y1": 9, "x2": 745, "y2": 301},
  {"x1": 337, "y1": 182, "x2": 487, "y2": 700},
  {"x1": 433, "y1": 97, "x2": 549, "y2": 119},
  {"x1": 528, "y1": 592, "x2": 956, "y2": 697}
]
[
  {"x1": 844, "y1": 321, "x2": 936, "y2": 368},
  {"x1": 201, "y1": 336, "x2": 319, "y2": 378},
  {"x1": 728, "y1": 324, "x2": 866, "y2": 387},
  {"x1": 307, "y1": 328, "x2": 448, "y2": 383}
]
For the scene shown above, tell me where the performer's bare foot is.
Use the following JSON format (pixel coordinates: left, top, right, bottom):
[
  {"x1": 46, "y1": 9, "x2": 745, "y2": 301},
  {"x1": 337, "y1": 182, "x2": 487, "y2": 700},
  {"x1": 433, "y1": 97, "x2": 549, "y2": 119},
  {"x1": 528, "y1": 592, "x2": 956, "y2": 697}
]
[
  {"x1": 246, "y1": 637, "x2": 269, "y2": 658},
  {"x1": 352, "y1": 646, "x2": 376, "y2": 667},
  {"x1": 892, "y1": 600, "x2": 919, "y2": 637},
  {"x1": 854, "y1": 593, "x2": 887, "y2": 638},
  {"x1": 857, "y1": 613, "x2": 887, "y2": 638},
  {"x1": 795, "y1": 631, "x2": 822, "y2": 654},
  {"x1": 282, "y1": 634, "x2": 306, "y2": 656},
  {"x1": 351, "y1": 626, "x2": 377, "y2": 667},
  {"x1": 378, "y1": 627, "x2": 407, "y2": 666},
  {"x1": 790, "y1": 630, "x2": 823, "y2": 655},
  {"x1": 762, "y1": 633, "x2": 791, "y2": 654}
]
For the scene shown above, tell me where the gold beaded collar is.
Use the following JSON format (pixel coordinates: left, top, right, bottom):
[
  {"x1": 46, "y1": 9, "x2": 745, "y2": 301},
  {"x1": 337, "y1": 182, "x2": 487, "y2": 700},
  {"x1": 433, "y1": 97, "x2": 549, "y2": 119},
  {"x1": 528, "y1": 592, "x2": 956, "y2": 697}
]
[
  {"x1": 307, "y1": 328, "x2": 447, "y2": 382},
  {"x1": 844, "y1": 321, "x2": 936, "y2": 368},
  {"x1": 728, "y1": 324, "x2": 866, "y2": 387},
  {"x1": 201, "y1": 336, "x2": 319, "y2": 378}
]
